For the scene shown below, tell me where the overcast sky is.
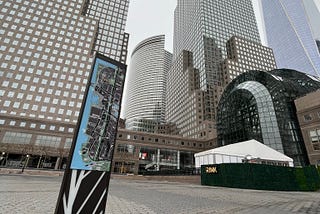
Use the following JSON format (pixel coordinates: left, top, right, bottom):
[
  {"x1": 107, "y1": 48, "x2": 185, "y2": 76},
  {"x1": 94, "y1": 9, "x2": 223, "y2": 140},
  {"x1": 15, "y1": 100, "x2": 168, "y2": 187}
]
[{"x1": 125, "y1": 0, "x2": 177, "y2": 57}]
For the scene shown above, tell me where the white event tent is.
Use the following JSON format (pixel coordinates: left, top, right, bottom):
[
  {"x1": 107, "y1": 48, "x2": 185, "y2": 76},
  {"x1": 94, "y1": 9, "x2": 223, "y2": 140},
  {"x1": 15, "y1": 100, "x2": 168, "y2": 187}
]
[{"x1": 194, "y1": 139, "x2": 294, "y2": 168}]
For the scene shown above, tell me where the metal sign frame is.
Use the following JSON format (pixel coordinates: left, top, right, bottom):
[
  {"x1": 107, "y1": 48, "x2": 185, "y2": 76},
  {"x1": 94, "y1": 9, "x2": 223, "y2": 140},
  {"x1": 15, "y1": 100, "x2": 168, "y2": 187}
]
[{"x1": 55, "y1": 53, "x2": 126, "y2": 214}]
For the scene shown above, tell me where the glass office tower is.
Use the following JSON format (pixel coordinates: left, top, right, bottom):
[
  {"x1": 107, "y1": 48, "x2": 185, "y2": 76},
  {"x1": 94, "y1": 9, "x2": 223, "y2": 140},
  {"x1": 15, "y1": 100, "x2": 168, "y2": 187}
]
[
  {"x1": 260, "y1": 0, "x2": 320, "y2": 77},
  {"x1": 302, "y1": 0, "x2": 320, "y2": 42},
  {"x1": 124, "y1": 35, "x2": 172, "y2": 132}
]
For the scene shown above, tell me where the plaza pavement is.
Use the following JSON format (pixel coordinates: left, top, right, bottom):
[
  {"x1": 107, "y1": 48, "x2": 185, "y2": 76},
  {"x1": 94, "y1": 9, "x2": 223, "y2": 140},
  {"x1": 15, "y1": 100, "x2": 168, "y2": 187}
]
[{"x1": 0, "y1": 173, "x2": 320, "y2": 214}]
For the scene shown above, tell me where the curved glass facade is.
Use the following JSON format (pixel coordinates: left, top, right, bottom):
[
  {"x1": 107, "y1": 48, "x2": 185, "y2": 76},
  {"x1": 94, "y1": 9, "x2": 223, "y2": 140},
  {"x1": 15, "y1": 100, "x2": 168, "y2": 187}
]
[
  {"x1": 217, "y1": 69, "x2": 320, "y2": 166},
  {"x1": 235, "y1": 81, "x2": 283, "y2": 152},
  {"x1": 124, "y1": 35, "x2": 172, "y2": 132}
]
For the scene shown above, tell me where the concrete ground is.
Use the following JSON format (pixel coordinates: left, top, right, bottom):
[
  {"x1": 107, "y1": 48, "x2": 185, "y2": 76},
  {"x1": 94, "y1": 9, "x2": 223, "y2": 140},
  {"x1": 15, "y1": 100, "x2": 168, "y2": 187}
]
[{"x1": 0, "y1": 173, "x2": 320, "y2": 214}]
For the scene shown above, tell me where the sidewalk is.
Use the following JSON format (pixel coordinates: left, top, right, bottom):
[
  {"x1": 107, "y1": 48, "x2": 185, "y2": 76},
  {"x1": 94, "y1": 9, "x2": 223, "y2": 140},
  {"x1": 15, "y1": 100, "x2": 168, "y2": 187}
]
[
  {"x1": 0, "y1": 167, "x2": 64, "y2": 176},
  {"x1": 1, "y1": 174, "x2": 319, "y2": 214}
]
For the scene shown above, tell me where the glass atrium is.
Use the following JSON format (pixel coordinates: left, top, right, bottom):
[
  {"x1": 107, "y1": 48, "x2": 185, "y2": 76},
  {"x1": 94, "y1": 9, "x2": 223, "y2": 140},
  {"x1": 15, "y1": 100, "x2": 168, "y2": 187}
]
[{"x1": 217, "y1": 69, "x2": 320, "y2": 166}]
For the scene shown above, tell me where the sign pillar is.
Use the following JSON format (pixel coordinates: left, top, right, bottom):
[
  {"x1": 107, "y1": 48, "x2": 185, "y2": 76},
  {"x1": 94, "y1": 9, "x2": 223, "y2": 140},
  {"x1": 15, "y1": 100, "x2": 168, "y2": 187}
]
[{"x1": 55, "y1": 53, "x2": 126, "y2": 214}]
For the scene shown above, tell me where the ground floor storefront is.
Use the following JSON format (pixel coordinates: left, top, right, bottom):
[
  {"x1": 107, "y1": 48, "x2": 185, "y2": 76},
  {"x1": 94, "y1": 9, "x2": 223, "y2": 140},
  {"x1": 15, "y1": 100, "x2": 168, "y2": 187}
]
[
  {"x1": 0, "y1": 129, "x2": 215, "y2": 174},
  {"x1": 0, "y1": 152, "x2": 68, "y2": 170}
]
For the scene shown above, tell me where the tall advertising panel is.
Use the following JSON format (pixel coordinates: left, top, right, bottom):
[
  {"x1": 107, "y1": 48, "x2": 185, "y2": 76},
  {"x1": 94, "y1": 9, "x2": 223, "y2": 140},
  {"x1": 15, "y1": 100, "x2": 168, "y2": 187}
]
[{"x1": 55, "y1": 53, "x2": 126, "y2": 214}]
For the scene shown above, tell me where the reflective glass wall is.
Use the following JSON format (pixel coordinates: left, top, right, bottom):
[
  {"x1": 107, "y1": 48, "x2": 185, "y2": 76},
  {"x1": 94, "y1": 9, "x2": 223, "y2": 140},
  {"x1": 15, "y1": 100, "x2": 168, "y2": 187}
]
[{"x1": 217, "y1": 69, "x2": 320, "y2": 166}]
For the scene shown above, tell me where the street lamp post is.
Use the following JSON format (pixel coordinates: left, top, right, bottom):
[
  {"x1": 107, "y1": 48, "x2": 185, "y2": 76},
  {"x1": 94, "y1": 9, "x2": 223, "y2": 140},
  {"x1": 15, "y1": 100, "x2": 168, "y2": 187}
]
[
  {"x1": 37, "y1": 155, "x2": 42, "y2": 169},
  {"x1": 21, "y1": 154, "x2": 30, "y2": 173},
  {"x1": 0, "y1": 152, "x2": 5, "y2": 166}
]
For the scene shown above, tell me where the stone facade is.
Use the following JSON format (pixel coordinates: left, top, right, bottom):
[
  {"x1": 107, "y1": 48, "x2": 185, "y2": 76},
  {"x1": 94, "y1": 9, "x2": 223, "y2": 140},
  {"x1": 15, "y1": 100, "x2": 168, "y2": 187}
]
[{"x1": 295, "y1": 90, "x2": 320, "y2": 165}]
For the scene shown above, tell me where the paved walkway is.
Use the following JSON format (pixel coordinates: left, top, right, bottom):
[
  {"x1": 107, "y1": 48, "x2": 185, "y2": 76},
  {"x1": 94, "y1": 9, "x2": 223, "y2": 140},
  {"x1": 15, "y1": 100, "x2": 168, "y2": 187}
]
[{"x1": 0, "y1": 174, "x2": 319, "y2": 213}]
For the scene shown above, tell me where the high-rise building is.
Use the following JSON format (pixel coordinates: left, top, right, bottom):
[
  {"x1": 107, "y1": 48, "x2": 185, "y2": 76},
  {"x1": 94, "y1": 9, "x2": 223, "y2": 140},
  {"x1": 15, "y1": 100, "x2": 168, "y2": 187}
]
[
  {"x1": 260, "y1": 0, "x2": 320, "y2": 77},
  {"x1": 221, "y1": 36, "x2": 277, "y2": 86},
  {"x1": 0, "y1": 0, "x2": 129, "y2": 169},
  {"x1": 302, "y1": 0, "x2": 320, "y2": 42},
  {"x1": 166, "y1": 0, "x2": 263, "y2": 137},
  {"x1": 124, "y1": 35, "x2": 172, "y2": 132},
  {"x1": 166, "y1": 50, "x2": 217, "y2": 139},
  {"x1": 166, "y1": 36, "x2": 277, "y2": 139},
  {"x1": 82, "y1": 0, "x2": 130, "y2": 63},
  {"x1": 173, "y1": 0, "x2": 261, "y2": 89}
]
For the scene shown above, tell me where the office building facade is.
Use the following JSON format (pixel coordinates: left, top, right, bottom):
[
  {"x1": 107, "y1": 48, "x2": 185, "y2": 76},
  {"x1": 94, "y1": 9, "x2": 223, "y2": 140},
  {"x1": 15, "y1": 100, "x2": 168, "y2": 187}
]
[
  {"x1": 221, "y1": 36, "x2": 277, "y2": 86},
  {"x1": 173, "y1": 0, "x2": 261, "y2": 89},
  {"x1": 0, "y1": 0, "x2": 129, "y2": 168},
  {"x1": 82, "y1": 0, "x2": 130, "y2": 63},
  {"x1": 113, "y1": 129, "x2": 216, "y2": 174},
  {"x1": 166, "y1": 50, "x2": 217, "y2": 139},
  {"x1": 124, "y1": 35, "x2": 172, "y2": 132},
  {"x1": 260, "y1": 0, "x2": 320, "y2": 77},
  {"x1": 166, "y1": 0, "x2": 262, "y2": 133},
  {"x1": 0, "y1": 127, "x2": 217, "y2": 172},
  {"x1": 166, "y1": 36, "x2": 277, "y2": 139}
]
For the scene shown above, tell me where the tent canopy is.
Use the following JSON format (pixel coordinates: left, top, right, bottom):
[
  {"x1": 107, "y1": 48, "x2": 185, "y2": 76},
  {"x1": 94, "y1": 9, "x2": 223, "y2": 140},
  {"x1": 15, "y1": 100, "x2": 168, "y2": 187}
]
[{"x1": 195, "y1": 139, "x2": 293, "y2": 163}]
